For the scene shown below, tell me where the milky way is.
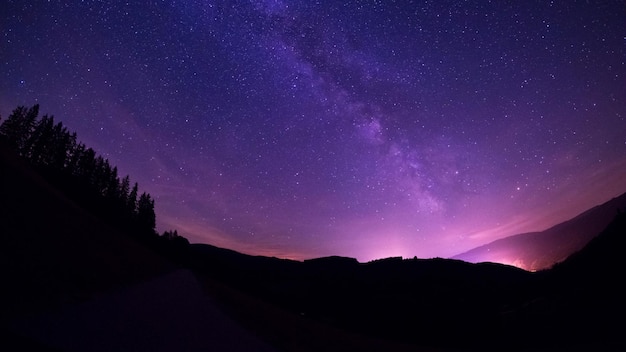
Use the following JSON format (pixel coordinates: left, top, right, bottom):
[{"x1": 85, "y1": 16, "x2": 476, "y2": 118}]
[{"x1": 2, "y1": 1, "x2": 625, "y2": 261}]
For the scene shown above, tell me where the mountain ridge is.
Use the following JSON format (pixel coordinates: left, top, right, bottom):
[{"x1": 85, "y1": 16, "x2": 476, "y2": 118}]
[{"x1": 452, "y1": 191, "x2": 626, "y2": 271}]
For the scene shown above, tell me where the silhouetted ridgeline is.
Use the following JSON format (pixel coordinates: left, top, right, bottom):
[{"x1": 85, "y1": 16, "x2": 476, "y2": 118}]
[
  {"x1": 189, "y1": 213, "x2": 626, "y2": 350},
  {"x1": 453, "y1": 192, "x2": 626, "y2": 271},
  {"x1": 190, "y1": 246, "x2": 530, "y2": 348},
  {"x1": 0, "y1": 104, "x2": 189, "y2": 258}
]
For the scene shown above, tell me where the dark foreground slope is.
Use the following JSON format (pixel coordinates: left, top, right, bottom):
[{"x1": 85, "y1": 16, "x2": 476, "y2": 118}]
[
  {"x1": 190, "y1": 246, "x2": 534, "y2": 349},
  {"x1": 9, "y1": 269, "x2": 277, "y2": 352},
  {"x1": 0, "y1": 142, "x2": 173, "y2": 321},
  {"x1": 453, "y1": 192, "x2": 626, "y2": 271},
  {"x1": 540, "y1": 211, "x2": 626, "y2": 346}
]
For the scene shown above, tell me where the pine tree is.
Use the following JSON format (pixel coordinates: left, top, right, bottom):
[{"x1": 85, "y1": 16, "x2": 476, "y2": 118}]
[
  {"x1": 105, "y1": 166, "x2": 120, "y2": 200},
  {"x1": 137, "y1": 192, "x2": 156, "y2": 233},
  {"x1": 128, "y1": 182, "x2": 139, "y2": 215},
  {"x1": 0, "y1": 104, "x2": 39, "y2": 155},
  {"x1": 50, "y1": 121, "x2": 71, "y2": 170},
  {"x1": 26, "y1": 114, "x2": 54, "y2": 165},
  {"x1": 76, "y1": 146, "x2": 96, "y2": 180},
  {"x1": 65, "y1": 134, "x2": 81, "y2": 173},
  {"x1": 119, "y1": 175, "x2": 131, "y2": 206}
]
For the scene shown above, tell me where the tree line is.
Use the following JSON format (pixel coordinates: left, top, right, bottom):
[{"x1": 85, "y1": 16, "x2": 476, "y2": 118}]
[{"x1": 0, "y1": 104, "x2": 188, "y2": 255}]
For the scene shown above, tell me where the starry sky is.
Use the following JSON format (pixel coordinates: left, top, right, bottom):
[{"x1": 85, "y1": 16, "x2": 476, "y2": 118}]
[{"x1": 2, "y1": 1, "x2": 625, "y2": 262}]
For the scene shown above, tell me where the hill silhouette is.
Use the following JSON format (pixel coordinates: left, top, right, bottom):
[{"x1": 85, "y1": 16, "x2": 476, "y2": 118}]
[
  {"x1": 190, "y1": 245, "x2": 535, "y2": 349},
  {"x1": 535, "y1": 210, "x2": 626, "y2": 349},
  {"x1": 0, "y1": 139, "x2": 174, "y2": 321},
  {"x1": 190, "y1": 214, "x2": 626, "y2": 350},
  {"x1": 452, "y1": 192, "x2": 626, "y2": 271}
]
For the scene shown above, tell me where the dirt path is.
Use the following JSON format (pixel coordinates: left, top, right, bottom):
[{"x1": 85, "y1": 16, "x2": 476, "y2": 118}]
[{"x1": 8, "y1": 269, "x2": 276, "y2": 351}]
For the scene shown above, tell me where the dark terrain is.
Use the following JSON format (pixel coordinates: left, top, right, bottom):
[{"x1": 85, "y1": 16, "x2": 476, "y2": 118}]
[
  {"x1": 2, "y1": 137, "x2": 625, "y2": 351},
  {"x1": 0, "y1": 139, "x2": 174, "y2": 320}
]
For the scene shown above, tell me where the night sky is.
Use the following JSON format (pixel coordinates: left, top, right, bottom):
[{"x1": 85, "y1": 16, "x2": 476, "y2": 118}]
[{"x1": 2, "y1": 1, "x2": 625, "y2": 262}]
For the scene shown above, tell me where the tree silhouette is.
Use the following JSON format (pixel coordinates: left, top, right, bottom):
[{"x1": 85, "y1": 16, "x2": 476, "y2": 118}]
[
  {"x1": 128, "y1": 182, "x2": 139, "y2": 215},
  {"x1": 0, "y1": 104, "x2": 168, "y2": 246},
  {"x1": 0, "y1": 105, "x2": 39, "y2": 155},
  {"x1": 119, "y1": 175, "x2": 131, "y2": 208},
  {"x1": 26, "y1": 114, "x2": 54, "y2": 165},
  {"x1": 137, "y1": 192, "x2": 156, "y2": 234}
]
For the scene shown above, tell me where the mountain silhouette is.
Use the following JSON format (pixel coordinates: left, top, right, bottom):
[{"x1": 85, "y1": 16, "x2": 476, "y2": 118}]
[
  {"x1": 452, "y1": 192, "x2": 626, "y2": 271},
  {"x1": 534, "y1": 211, "x2": 626, "y2": 349}
]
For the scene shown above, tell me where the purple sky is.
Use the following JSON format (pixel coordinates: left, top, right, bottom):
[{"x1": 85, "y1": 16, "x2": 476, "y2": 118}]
[{"x1": 2, "y1": 1, "x2": 625, "y2": 262}]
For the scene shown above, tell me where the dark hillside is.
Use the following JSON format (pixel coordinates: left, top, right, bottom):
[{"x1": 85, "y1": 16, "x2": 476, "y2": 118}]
[
  {"x1": 190, "y1": 244, "x2": 538, "y2": 349},
  {"x1": 189, "y1": 213, "x2": 626, "y2": 351},
  {"x1": 453, "y1": 192, "x2": 626, "y2": 271},
  {"x1": 538, "y1": 212, "x2": 626, "y2": 347},
  {"x1": 0, "y1": 140, "x2": 173, "y2": 321},
  {"x1": 551, "y1": 212, "x2": 626, "y2": 274}
]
